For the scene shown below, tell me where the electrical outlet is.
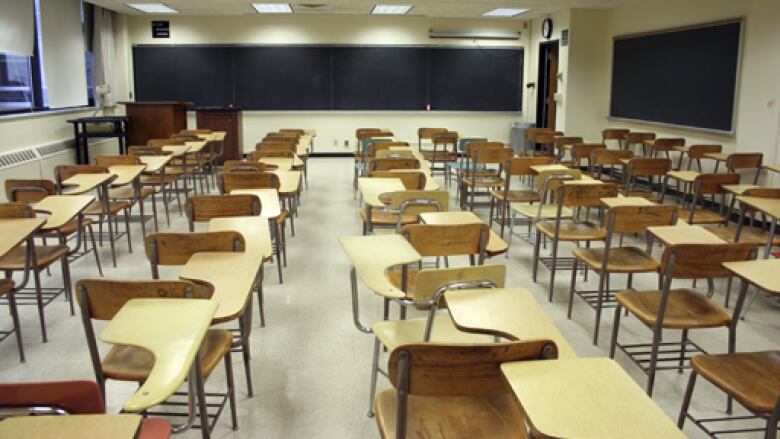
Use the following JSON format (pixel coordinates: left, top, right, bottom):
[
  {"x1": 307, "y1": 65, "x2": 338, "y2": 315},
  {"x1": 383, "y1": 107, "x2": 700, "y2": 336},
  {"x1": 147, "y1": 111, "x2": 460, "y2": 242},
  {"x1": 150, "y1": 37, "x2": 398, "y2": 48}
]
[
  {"x1": 333, "y1": 139, "x2": 338, "y2": 146},
  {"x1": 344, "y1": 140, "x2": 349, "y2": 148}
]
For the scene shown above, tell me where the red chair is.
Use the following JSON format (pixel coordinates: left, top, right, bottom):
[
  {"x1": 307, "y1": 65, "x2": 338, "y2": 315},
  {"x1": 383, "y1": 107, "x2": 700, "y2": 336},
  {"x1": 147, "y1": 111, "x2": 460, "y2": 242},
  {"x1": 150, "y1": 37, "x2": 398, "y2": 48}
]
[{"x1": 0, "y1": 380, "x2": 171, "y2": 438}]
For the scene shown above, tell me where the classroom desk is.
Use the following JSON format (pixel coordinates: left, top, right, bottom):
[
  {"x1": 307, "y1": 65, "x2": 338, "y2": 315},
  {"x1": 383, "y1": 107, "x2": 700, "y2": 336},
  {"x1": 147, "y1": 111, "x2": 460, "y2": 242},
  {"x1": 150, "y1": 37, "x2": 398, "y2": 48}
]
[
  {"x1": 378, "y1": 169, "x2": 439, "y2": 190},
  {"x1": 258, "y1": 156, "x2": 303, "y2": 171},
  {"x1": 100, "y1": 298, "x2": 217, "y2": 412},
  {"x1": 32, "y1": 195, "x2": 94, "y2": 230},
  {"x1": 601, "y1": 196, "x2": 655, "y2": 208},
  {"x1": 501, "y1": 358, "x2": 685, "y2": 439},
  {"x1": 0, "y1": 218, "x2": 46, "y2": 257},
  {"x1": 444, "y1": 288, "x2": 576, "y2": 358},
  {"x1": 735, "y1": 196, "x2": 780, "y2": 258},
  {"x1": 161, "y1": 145, "x2": 190, "y2": 157},
  {"x1": 0, "y1": 414, "x2": 142, "y2": 439},
  {"x1": 269, "y1": 170, "x2": 302, "y2": 195},
  {"x1": 419, "y1": 211, "x2": 508, "y2": 256},
  {"x1": 358, "y1": 178, "x2": 406, "y2": 208},
  {"x1": 109, "y1": 165, "x2": 147, "y2": 187},
  {"x1": 765, "y1": 164, "x2": 780, "y2": 174},
  {"x1": 648, "y1": 224, "x2": 725, "y2": 246},
  {"x1": 209, "y1": 216, "x2": 273, "y2": 261},
  {"x1": 530, "y1": 164, "x2": 569, "y2": 174},
  {"x1": 60, "y1": 173, "x2": 115, "y2": 195},
  {"x1": 138, "y1": 155, "x2": 172, "y2": 173},
  {"x1": 340, "y1": 235, "x2": 421, "y2": 333},
  {"x1": 229, "y1": 188, "x2": 281, "y2": 219},
  {"x1": 724, "y1": 259, "x2": 780, "y2": 295},
  {"x1": 297, "y1": 135, "x2": 312, "y2": 156}
]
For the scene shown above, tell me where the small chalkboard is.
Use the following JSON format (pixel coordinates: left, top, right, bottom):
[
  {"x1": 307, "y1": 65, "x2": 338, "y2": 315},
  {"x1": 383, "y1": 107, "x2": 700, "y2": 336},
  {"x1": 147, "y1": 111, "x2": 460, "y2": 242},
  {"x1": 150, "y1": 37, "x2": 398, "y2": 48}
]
[{"x1": 152, "y1": 21, "x2": 169, "y2": 39}]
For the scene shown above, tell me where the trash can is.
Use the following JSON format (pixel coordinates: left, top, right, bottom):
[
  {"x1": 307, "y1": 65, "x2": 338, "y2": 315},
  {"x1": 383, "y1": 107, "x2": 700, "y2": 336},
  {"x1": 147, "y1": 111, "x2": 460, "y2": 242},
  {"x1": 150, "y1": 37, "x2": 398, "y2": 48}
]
[{"x1": 510, "y1": 121, "x2": 534, "y2": 156}]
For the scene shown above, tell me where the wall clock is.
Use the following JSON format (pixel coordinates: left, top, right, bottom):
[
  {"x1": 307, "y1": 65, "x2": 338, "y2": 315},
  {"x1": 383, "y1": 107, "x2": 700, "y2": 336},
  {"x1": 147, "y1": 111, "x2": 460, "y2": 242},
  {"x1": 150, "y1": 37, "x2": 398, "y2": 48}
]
[{"x1": 542, "y1": 18, "x2": 553, "y2": 39}]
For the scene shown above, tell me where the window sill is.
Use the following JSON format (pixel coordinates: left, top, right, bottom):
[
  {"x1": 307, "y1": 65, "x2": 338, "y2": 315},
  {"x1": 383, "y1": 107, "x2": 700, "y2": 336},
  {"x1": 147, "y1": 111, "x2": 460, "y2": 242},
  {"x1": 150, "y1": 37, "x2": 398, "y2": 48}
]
[{"x1": 0, "y1": 106, "x2": 98, "y2": 122}]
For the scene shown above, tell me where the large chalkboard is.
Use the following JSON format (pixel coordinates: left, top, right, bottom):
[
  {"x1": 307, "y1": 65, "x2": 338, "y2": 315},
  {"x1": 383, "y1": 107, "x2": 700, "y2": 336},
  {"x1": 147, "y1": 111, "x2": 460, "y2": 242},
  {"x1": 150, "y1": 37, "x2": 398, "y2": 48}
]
[
  {"x1": 132, "y1": 45, "x2": 524, "y2": 112},
  {"x1": 610, "y1": 20, "x2": 742, "y2": 132}
]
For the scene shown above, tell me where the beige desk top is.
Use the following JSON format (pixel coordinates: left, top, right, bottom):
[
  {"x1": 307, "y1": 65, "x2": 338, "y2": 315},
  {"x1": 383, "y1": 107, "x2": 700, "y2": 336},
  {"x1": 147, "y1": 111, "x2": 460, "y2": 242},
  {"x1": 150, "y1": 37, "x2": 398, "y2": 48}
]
[
  {"x1": 139, "y1": 155, "x2": 172, "y2": 173},
  {"x1": 648, "y1": 224, "x2": 725, "y2": 246},
  {"x1": 33, "y1": 195, "x2": 94, "y2": 230},
  {"x1": 269, "y1": 170, "x2": 302, "y2": 194},
  {"x1": 381, "y1": 168, "x2": 439, "y2": 190},
  {"x1": 703, "y1": 152, "x2": 730, "y2": 162},
  {"x1": 100, "y1": 298, "x2": 216, "y2": 412},
  {"x1": 724, "y1": 259, "x2": 780, "y2": 294},
  {"x1": 530, "y1": 164, "x2": 569, "y2": 174},
  {"x1": 0, "y1": 218, "x2": 45, "y2": 258},
  {"x1": 197, "y1": 131, "x2": 226, "y2": 142},
  {"x1": 666, "y1": 170, "x2": 700, "y2": 183},
  {"x1": 419, "y1": 211, "x2": 508, "y2": 255},
  {"x1": 765, "y1": 164, "x2": 780, "y2": 174},
  {"x1": 179, "y1": 252, "x2": 261, "y2": 322},
  {"x1": 673, "y1": 145, "x2": 691, "y2": 153},
  {"x1": 737, "y1": 196, "x2": 780, "y2": 220},
  {"x1": 209, "y1": 216, "x2": 273, "y2": 261},
  {"x1": 161, "y1": 145, "x2": 190, "y2": 157},
  {"x1": 501, "y1": 358, "x2": 685, "y2": 439},
  {"x1": 109, "y1": 165, "x2": 146, "y2": 186},
  {"x1": 338, "y1": 235, "x2": 421, "y2": 300},
  {"x1": 297, "y1": 135, "x2": 312, "y2": 156},
  {"x1": 444, "y1": 288, "x2": 576, "y2": 358},
  {"x1": 601, "y1": 196, "x2": 655, "y2": 208},
  {"x1": 358, "y1": 177, "x2": 406, "y2": 208},
  {"x1": 230, "y1": 188, "x2": 281, "y2": 218},
  {"x1": 0, "y1": 414, "x2": 142, "y2": 439},
  {"x1": 723, "y1": 184, "x2": 759, "y2": 195},
  {"x1": 61, "y1": 173, "x2": 115, "y2": 195},
  {"x1": 258, "y1": 156, "x2": 303, "y2": 170},
  {"x1": 184, "y1": 140, "x2": 209, "y2": 153}
]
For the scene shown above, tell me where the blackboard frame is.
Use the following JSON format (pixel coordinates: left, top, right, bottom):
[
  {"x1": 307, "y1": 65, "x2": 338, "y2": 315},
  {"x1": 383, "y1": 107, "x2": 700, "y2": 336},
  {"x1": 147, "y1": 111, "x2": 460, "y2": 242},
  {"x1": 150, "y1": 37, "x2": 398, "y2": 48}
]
[{"x1": 608, "y1": 18, "x2": 744, "y2": 135}]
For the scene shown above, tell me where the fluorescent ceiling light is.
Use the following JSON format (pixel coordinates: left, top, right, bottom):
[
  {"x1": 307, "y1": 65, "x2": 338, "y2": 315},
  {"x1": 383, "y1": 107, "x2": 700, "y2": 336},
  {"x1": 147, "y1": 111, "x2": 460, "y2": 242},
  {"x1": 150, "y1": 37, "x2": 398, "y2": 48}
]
[
  {"x1": 482, "y1": 8, "x2": 529, "y2": 17},
  {"x1": 371, "y1": 4, "x2": 413, "y2": 15},
  {"x1": 126, "y1": 3, "x2": 179, "y2": 13},
  {"x1": 252, "y1": 3, "x2": 293, "y2": 13}
]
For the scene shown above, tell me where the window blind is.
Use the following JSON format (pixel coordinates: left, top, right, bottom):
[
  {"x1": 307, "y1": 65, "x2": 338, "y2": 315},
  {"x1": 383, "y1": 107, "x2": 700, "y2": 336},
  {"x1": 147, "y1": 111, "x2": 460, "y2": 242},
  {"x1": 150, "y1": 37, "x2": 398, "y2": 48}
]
[
  {"x1": 39, "y1": 0, "x2": 88, "y2": 108},
  {"x1": 0, "y1": 0, "x2": 35, "y2": 56}
]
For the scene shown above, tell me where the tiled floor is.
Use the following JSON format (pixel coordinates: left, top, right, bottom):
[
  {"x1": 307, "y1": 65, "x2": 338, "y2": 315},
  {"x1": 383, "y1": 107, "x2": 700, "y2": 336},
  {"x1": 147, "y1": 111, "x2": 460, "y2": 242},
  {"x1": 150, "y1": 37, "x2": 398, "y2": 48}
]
[{"x1": 0, "y1": 158, "x2": 776, "y2": 438}]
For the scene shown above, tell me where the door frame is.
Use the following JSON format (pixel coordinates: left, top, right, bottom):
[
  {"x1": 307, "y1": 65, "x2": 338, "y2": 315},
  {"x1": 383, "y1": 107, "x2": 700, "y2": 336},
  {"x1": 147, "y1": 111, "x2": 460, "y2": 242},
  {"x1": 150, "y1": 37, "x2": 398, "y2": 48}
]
[{"x1": 536, "y1": 40, "x2": 560, "y2": 130}]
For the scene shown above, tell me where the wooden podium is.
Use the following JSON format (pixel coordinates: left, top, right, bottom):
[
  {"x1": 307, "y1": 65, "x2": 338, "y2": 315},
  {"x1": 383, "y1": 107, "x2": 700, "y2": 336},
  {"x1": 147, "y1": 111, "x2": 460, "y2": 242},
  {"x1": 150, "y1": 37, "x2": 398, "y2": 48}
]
[
  {"x1": 195, "y1": 108, "x2": 243, "y2": 163},
  {"x1": 120, "y1": 101, "x2": 191, "y2": 146}
]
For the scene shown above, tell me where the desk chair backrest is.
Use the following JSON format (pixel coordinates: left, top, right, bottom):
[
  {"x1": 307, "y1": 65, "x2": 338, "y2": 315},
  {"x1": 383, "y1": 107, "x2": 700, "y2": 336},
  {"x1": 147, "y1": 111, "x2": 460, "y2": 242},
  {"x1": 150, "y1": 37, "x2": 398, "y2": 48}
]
[
  {"x1": 368, "y1": 141, "x2": 410, "y2": 158},
  {"x1": 689, "y1": 145, "x2": 723, "y2": 160},
  {"x1": 370, "y1": 158, "x2": 419, "y2": 172},
  {"x1": 256, "y1": 141, "x2": 295, "y2": 153},
  {"x1": 0, "y1": 380, "x2": 105, "y2": 416},
  {"x1": 592, "y1": 148, "x2": 632, "y2": 167},
  {"x1": 388, "y1": 190, "x2": 449, "y2": 232},
  {"x1": 727, "y1": 153, "x2": 763, "y2": 184},
  {"x1": 147, "y1": 138, "x2": 184, "y2": 148},
  {"x1": 602, "y1": 129, "x2": 629, "y2": 148},
  {"x1": 376, "y1": 149, "x2": 414, "y2": 159},
  {"x1": 361, "y1": 136, "x2": 395, "y2": 155},
  {"x1": 54, "y1": 165, "x2": 111, "y2": 193},
  {"x1": 5, "y1": 179, "x2": 56, "y2": 203},
  {"x1": 181, "y1": 129, "x2": 212, "y2": 136},
  {"x1": 368, "y1": 171, "x2": 426, "y2": 190},
  {"x1": 653, "y1": 138, "x2": 685, "y2": 156},
  {"x1": 507, "y1": 157, "x2": 555, "y2": 177},
  {"x1": 356, "y1": 128, "x2": 382, "y2": 141},
  {"x1": 401, "y1": 223, "x2": 489, "y2": 264},
  {"x1": 535, "y1": 169, "x2": 581, "y2": 192},
  {"x1": 604, "y1": 204, "x2": 679, "y2": 240},
  {"x1": 554, "y1": 136, "x2": 583, "y2": 150},
  {"x1": 693, "y1": 173, "x2": 740, "y2": 196},
  {"x1": 659, "y1": 243, "x2": 755, "y2": 286},
  {"x1": 458, "y1": 137, "x2": 488, "y2": 153},
  {"x1": 250, "y1": 150, "x2": 294, "y2": 159},
  {"x1": 144, "y1": 231, "x2": 245, "y2": 275},
  {"x1": 0, "y1": 202, "x2": 35, "y2": 219},
  {"x1": 93, "y1": 155, "x2": 141, "y2": 166},
  {"x1": 222, "y1": 160, "x2": 270, "y2": 173},
  {"x1": 185, "y1": 194, "x2": 260, "y2": 231},
  {"x1": 627, "y1": 157, "x2": 671, "y2": 178},
  {"x1": 128, "y1": 146, "x2": 165, "y2": 156},
  {"x1": 465, "y1": 141, "x2": 504, "y2": 158},
  {"x1": 418, "y1": 128, "x2": 447, "y2": 146},
  {"x1": 570, "y1": 143, "x2": 606, "y2": 168},
  {"x1": 472, "y1": 147, "x2": 512, "y2": 166},
  {"x1": 524, "y1": 128, "x2": 554, "y2": 141},
  {"x1": 280, "y1": 128, "x2": 305, "y2": 135},
  {"x1": 531, "y1": 130, "x2": 562, "y2": 145},
  {"x1": 219, "y1": 172, "x2": 280, "y2": 194},
  {"x1": 556, "y1": 182, "x2": 618, "y2": 210},
  {"x1": 626, "y1": 132, "x2": 655, "y2": 145},
  {"x1": 412, "y1": 264, "x2": 505, "y2": 303},
  {"x1": 432, "y1": 131, "x2": 458, "y2": 147}
]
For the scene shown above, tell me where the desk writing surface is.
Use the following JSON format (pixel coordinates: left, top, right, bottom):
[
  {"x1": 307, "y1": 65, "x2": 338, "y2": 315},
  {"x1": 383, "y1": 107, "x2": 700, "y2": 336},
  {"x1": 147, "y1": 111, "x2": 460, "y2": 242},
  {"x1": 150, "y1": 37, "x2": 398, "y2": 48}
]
[
  {"x1": 418, "y1": 211, "x2": 508, "y2": 255},
  {"x1": 161, "y1": 145, "x2": 190, "y2": 157},
  {"x1": 33, "y1": 195, "x2": 94, "y2": 230},
  {"x1": 269, "y1": 170, "x2": 302, "y2": 194},
  {"x1": 258, "y1": 157, "x2": 302, "y2": 170},
  {"x1": 722, "y1": 184, "x2": 759, "y2": 195},
  {"x1": 666, "y1": 170, "x2": 700, "y2": 183},
  {"x1": 338, "y1": 235, "x2": 421, "y2": 300},
  {"x1": 530, "y1": 164, "x2": 568, "y2": 174},
  {"x1": 358, "y1": 178, "x2": 406, "y2": 208},
  {"x1": 109, "y1": 165, "x2": 147, "y2": 186},
  {"x1": 61, "y1": 173, "x2": 115, "y2": 195},
  {"x1": 179, "y1": 252, "x2": 259, "y2": 322},
  {"x1": 601, "y1": 196, "x2": 655, "y2": 208},
  {"x1": 444, "y1": 288, "x2": 576, "y2": 358},
  {"x1": 230, "y1": 188, "x2": 281, "y2": 218},
  {"x1": 648, "y1": 224, "x2": 725, "y2": 245},
  {"x1": 100, "y1": 298, "x2": 217, "y2": 412},
  {"x1": 297, "y1": 136, "x2": 312, "y2": 156},
  {"x1": 724, "y1": 260, "x2": 780, "y2": 294},
  {"x1": 766, "y1": 164, "x2": 780, "y2": 174},
  {"x1": 737, "y1": 196, "x2": 780, "y2": 220},
  {"x1": 184, "y1": 140, "x2": 208, "y2": 153},
  {"x1": 0, "y1": 218, "x2": 45, "y2": 257},
  {"x1": 139, "y1": 155, "x2": 172, "y2": 172},
  {"x1": 0, "y1": 414, "x2": 141, "y2": 439},
  {"x1": 501, "y1": 358, "x2": 685, "y2": 439},
  {"x1": 381, "y1": 168, "x2": 439, "y2": 190},
  {"x1": 209, "y1": 216, "x2": 273, "y2": 260},
  {"x1": 703, "y1": 152, "x2": 730, "y2": 162}
]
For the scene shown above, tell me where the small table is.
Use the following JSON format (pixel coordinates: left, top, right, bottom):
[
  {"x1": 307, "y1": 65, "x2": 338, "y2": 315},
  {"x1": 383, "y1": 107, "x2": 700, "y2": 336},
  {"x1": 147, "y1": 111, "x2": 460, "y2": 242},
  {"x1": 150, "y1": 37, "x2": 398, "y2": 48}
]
[
  {"x1": 0, "y1": 414, "x2": 141, "y2": 439},
  {"x1": 601, "y1": 196, "x2": 655, "y2": 208},
  {"x1": 419, "y1": 211, "x2": 508, "y2": 256},
  {"x1": 100, "y1": 298, "x2": 217, "y2": 412},
  {"x1": 67, "y1": 116, "x2": 129, "y2": 165},
  {"x1": 444, "y1": 288, "x2": 576, "y2": 358},
  {"x1": 648, "y1": 224, "x2": 725, "y2": 246},
  {"x1": 735, "y1": 196, "x2": 780, "y2": 258},
  {"x1": 501, "y1": 358, "x2": 685, "y2": 438}
]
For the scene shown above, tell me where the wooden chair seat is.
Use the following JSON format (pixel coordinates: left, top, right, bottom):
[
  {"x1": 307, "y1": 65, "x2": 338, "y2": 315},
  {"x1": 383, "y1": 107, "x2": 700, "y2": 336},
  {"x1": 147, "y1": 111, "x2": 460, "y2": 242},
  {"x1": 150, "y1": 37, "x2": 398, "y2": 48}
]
[
  {"x1": 678, "y1": 208, "x2": 727, "y2": 225},
  {"x1": 422, "y1": 151, "x2": 457, "y2": 162},
  {"x1": 573, "y1": 247, "x2": 659, "y2": 273},
  {"x1": 373, "y1": 315, "x2": 492, "y2": 351},
  {"x1": 0, "y1": 279, "x2": 13, "y2": 295},
  {"x1": 0, "y1": 245, "x2": 69, "y2": 270},
  {"x1": 360, "y1": 208, "x2": 418, "y2": 226},
  {"x1": 692, "y1": 351, "x2": 780, "y2": 413},
  {"x1": 101, "y1": 328, "x2": 232, "y2": 382},
  {"x1": 703, "y1": 225, "x2": 780, "y2": 246},
  {"x1": 616, "y1": 289, "x2": 731, "y2": 329},
  {"x1": 512, "y1": 204, "x2": 573, "y2": 219},
  {"x1": 108, "y1": 186, "x2": 156, "y2": 200},
  {"x1": 84, "y1": 200, "x2": 131, "y2": 216},
  {"x1": 536, "y1": 220, "x2": 606, "y2": 241},
  {"x1": 375, "y1": 390, "x2": 527, "y2": 439},
  {"x1": 490, "y1": 190, "x2": 540, "y2": 204}
]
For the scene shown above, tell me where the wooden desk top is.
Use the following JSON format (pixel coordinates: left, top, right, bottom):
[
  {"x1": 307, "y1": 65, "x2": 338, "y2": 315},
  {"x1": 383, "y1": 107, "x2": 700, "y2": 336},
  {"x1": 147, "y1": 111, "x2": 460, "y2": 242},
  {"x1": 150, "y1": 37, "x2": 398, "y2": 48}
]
[
  {"x1": 209, "y1": 216, "x2": 273, "y2": 261},
  {"x1": 601, "y1": 196, "x2": 655, "y2": 208},
  {"x1": 100, "y1": 298, "x2": 216, "y2": 412},
  {"x1": 666, "y1": 170, "x2": 700, "y2": 183},
  {"x1": 0, "y1": 218, "x2": 46, "y2": 257},
  {"x1": 736, "y1": 196, "x2": 780, "y2": 220},
  {"x1": 269, "y1": 170, "x2": 302, "y2": 194},
  {"x1": 765, "y1": 164, "x2": 780, "y2": 174},
  {"x1": 61, "y1": 173, "x2": 115, "y2": 195},
  {"x1": 444, "y1": 288, "x2": 576, "y2": 358},
  {"x1": 184, "y1": 140, "x2": 209, "y2": 153},
  {"x1": 419, "y1": 211, "x2": 508, "y2": 255},
  {"x1": 109, "y1": 165, "x2": 146, "y2": 186},
  {"x1": 338, "y1": 235, "x2": 421, "y2": 300},
  {"x1": 648, "y1": 224, "x2": 725, "y2": 246},
  {"x1": 724, "y1": 259, "x2": 780, "y2": 294},
  {"x1": 0, "y1": 414, "x2": 142, "y2": 439},
  {"x1": 230, "y1": 188, "x2": 281, "y2": 218},
  {"x1": 179, "y1": 252, "x2": 261, "y2": 322},
  {"x1": 530, "y1": 164, "x2": 569, "y2": 174},
  {"x1": 703, "y1": 152, "x2": 730, "y2": 162},
  {"x1": 258, "y1": 156, "x2": 303, "y2": 170},
  {"x1": 33, "y1": 195, "x2": 94, "y2": 230},
  {"x1": 161, "y1": 145, "x2": 190, "y2": 157},
  {"x1": 139, "y1": 155, "x2": 172, "y2": 173},
  {"x1": 723, "y1": 184, "x2": 759, "y2": 196},
  {"x1": 501, "y1": 358, "x2": 685, "y2": 439},
  {"x1": 297, "y1": 136, "x2": 312, "y2": 156},
  {"x1": 358, "y1": 178, "x2": 406, "y2": 208}
]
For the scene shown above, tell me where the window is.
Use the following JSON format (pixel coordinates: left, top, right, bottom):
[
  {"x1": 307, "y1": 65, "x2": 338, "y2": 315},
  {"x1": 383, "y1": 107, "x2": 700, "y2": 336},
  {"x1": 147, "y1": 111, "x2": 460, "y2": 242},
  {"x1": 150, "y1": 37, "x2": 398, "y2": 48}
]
[{"x1": 0, "y1": 54, "x2": 34, "y2": 113}]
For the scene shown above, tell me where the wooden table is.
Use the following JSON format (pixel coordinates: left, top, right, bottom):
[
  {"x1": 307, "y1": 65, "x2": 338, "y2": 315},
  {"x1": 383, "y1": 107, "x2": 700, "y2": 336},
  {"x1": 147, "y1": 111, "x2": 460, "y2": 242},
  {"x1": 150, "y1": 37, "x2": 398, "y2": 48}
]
[
  {"x1": 33, "y1": 195, "x2": 94, "y2": 230},
  {"x1": 501, "y1": 358, "x2": 685, "y2": 438},
  {"x1": 601, "y1": 196, "x2": 655, "y2": 208},
  {"x1": 358, "y1": 177, "x2": 406, "y2": 208},
  {"x1": 0, "y1": 414, "x2": 141, "y2": 439},
  {"x1": 735, "y1": 196, "x2": 780, "y2": 257},
  {"x1": 444, "y1": 288, "x2": 576, "y2": 358},
  {"x1": 419, "y1": 211, "x2": 508, "y2": 256},
  {"x1": 138, "y1": 155, "x2": 172, "y2": 173},
  {"x1": 60, "y1": 173, "x2": 115, "y2": 195},
  {"x1": 648, "y1": 224, "x2": 725, "y2": 246},
  {"x1": 100, "y1": 298, "x2": 217, "y2": 412}
]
